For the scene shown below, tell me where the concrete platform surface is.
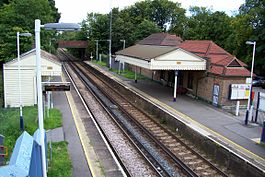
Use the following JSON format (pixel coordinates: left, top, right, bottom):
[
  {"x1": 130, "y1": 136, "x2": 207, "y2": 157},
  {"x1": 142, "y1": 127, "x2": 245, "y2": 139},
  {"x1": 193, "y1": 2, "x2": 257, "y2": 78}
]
[
  {"x1": 87, "y1": 61, "x2": 265, "y2": 172},
  {"x1": 46, "y1": 127, "x2": 64, "y2": 142}
]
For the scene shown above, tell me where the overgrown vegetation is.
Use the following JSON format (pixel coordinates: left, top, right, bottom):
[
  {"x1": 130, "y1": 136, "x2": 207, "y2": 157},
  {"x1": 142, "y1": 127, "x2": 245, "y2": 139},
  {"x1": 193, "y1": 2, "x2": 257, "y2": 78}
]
[
  {"x1": 0, "y1": 106, "x2": 62, "y2": 156},
  {"x1": 92, "y1": 60, "x2": 108, "y2": 67},
  {"x1": 110, "y1": 68, "x2": 147, "y2": 80},
  {"x1": 92, "y1": 60, "x2": 147, "y2": 80},
  {"x1": 47, "y1": 141, "x2": 72, "y2": 177},
  {"x1": 0, "y1": 106, "x2": 72, "y2": 176}
]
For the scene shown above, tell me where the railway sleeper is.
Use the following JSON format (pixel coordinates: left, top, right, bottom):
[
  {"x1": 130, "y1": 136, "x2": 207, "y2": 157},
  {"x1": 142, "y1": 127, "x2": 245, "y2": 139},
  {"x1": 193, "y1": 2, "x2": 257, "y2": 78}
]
[
  {"x1": 178, "y1": 151, "x2": 192, "y2": 156},
  {"x1": 187, "y1": 159, "x2": 203, "y2": 166},
  {"x1": 161, "y1": 140, "x2": 178, "y2": 146},
  {"x1": 172, "y1": 146, "x2": 187, "y2": 152},
  {"x1": 166, "y1": 142, "x2": 179, "y2": 148},
  {"x1": 150, "y1": 127, "x2": 162, "y2": 131},
  {"x1": 139, "y1": 120, "x2": 153, "y2": 124},
  {"x1": 153, "y1": 131, "x2": 167, "y2": 136},
  {"x1": 157, "y1": 136, "x2": 171, "y2": 142},
  {"x1": 142, "y1": 121, "x2": 155, "y2": 126},
  {"x1": 201, "y1": 171, "x2": 219, "y2": 177},
  {"x1": 195, "y1": 164, "x2": 210, "y2": 172},
  {"x1": 183, "y1": 155, "x2": 197, "y2": 161}
]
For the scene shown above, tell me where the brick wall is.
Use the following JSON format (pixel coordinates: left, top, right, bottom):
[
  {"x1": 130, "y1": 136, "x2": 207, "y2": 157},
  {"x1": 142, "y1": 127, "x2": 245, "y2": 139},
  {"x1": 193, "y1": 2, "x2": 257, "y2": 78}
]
[
  {"x1": 195, "y1": 74, "x2": 247, "y2": 107},
  {"x1": 127, "y1": 64, "x2": 248, "y2": 107}
]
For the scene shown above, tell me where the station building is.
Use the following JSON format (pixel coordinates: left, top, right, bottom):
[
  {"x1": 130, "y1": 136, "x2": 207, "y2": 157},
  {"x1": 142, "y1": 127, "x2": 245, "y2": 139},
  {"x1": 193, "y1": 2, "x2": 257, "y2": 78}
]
[
  {"x1": 115, "y1": 33, "x2": 251, "y2": 107},
  {"x1": 3, "y1": 49, "x2": 61, "y2": 108}
]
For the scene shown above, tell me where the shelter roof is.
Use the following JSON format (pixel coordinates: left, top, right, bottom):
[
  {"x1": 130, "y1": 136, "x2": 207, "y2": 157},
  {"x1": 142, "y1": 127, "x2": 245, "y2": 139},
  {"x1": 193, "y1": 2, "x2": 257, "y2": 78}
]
[
  {"x1": 4, "y1": 49, "x2": 60, "y2": 66},
  {"x1": 116, "y1": 33, "x2": 251, "y2": 77},
  {"x1": 116, "y1": 44, "x2": 177, "y2": 61}
]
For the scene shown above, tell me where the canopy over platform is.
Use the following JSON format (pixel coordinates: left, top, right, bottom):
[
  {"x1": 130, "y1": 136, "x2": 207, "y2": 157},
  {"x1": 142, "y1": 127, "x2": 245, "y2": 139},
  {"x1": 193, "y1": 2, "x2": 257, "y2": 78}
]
[{"x1": 115, "y1": 44, "x2": 206, "y2": 70}]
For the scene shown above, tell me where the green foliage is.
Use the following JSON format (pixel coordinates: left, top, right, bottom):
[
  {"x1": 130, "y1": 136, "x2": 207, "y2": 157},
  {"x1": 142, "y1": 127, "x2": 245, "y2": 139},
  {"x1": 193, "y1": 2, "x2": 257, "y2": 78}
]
[
  {"x1": 67, "y1": 0, "x2": 185, "y2": 58},
  {"x1": 44, "y1": 108, "x2": 62, "y2": 130},
  {"x1": 184, "y1": 7, "x2": 233, "y2": 50},
  {"x1": 92, "y1": 60, "x2": 108, "y2": 67},
  {"x1": 239, "y1": 0, "x2": 265, "y2": 75},
  {"x1": 0, "y1": 106, "x2": 62, "y2": 158},
  {"x1": 47, "y1": 141, "x2": 72, "y2": 177},
  {"x1": 132, "y1": 19, "x2": 161, "y2": 43},
  {"x1": 0, "y1": 0, "x2": 60, "y2": 62}
]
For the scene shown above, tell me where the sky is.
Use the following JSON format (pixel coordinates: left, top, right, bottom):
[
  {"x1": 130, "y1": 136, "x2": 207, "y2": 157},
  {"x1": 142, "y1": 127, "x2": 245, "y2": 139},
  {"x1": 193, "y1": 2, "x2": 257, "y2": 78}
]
[{"x1": 55, "y1": 0, "x2": 245, "y2": 23}]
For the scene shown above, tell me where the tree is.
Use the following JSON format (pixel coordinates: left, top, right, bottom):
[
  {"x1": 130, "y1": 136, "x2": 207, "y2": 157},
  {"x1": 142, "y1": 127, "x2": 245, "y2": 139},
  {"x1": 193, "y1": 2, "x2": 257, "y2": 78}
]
[
  {"x1": 0, "y1": 0, "x2": 60, "y2": 62},
  {"x1": 239, "y1": 0, "x2": 265, "y2": 75},
  {"x1": 121, "y1": 0, "x2": 186, "y2": 32},
  {"x1": 184, "y1": 7, "x2": 233, "y2": 52},
  {"x1": 225, "y1": 14, "x2": 253, "y2": 62},
  {"x1": 132, "y1": 19, "x2": 161, "y2": 43}
]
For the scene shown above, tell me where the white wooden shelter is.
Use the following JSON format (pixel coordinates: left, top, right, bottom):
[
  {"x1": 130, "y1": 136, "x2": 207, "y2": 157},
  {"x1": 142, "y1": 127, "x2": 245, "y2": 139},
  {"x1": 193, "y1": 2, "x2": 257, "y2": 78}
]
[
  {"x1": 115, "y1": 44, "x2": 206, "y2": 71},
  {"x1": 115, "y1": 44, "x2": 206, "y2": 101},
  {"x1": 3, "y1": 49, "x2": 61, "y2": 108}
]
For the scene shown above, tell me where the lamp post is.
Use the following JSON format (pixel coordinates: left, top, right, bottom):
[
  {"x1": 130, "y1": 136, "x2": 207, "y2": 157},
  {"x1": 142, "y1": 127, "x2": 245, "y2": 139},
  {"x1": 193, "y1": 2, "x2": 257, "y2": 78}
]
[
  {"x1": 120, "y1": 39, "x2": 125, "y2": 49},
  {"x1": 17, "y1": 32, "x2": 32, "y2": 131},
  {"x1": 245, "y1": 41, "x2": 256, "y2": 125},
  {"x1": 109, "y1": 0, "x2": 112, "y2": 69},
  {"x1": 35, "y1": 19, "x2": 80, "y2": 177},
  {"x1": 95, "y1": 40, "x2": 99, "y2": 61}
]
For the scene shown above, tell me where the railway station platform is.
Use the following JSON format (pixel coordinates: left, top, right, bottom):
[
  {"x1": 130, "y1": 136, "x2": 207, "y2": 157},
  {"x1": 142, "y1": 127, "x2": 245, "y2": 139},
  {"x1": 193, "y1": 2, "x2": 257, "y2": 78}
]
[
  {"x1": 46, "y1": 76, "x2": 92, "y2": 177},
  {"x1": 86, "y1": 61, "x2": 265, "y2": 172}
]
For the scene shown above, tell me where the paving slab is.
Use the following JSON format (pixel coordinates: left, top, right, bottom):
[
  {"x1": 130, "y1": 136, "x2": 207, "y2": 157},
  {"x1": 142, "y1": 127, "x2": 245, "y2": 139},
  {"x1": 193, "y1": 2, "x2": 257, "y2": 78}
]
[{"x1": 46, "y1": 127, "x2": 64, "y2": 142}]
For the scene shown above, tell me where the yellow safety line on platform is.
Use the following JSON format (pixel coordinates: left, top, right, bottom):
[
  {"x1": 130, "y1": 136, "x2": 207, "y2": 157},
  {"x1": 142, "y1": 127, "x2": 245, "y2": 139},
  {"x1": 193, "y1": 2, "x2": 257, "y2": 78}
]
[
  {"x1": 87, "y1": 61, "x2": 265, "y2": 169},
  {"x1": 62, "y1": 74, "x2": 104, "y2": 177},
  {"x1": 161, "y1": 101, "x2": 265, "y2": 163}
]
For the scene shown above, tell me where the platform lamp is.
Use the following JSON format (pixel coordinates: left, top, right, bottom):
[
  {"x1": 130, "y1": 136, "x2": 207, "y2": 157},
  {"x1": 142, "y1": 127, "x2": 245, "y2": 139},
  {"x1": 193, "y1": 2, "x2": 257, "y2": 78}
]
[
  {"x1": 35, "y1": 19, "x2": 80, "y2": 177},
  {"x1": 120, "y1": 39, "x2": 125, "y2": 49},
  {"x1": 108, "y1": 0, "x2": 112, "y2": 69},
  {"x1": 245, "y1": 41, "x2": 256, "y2": 125},
  {"x1": 17, "y1": 32, "x2": 32, "y2": 131}
]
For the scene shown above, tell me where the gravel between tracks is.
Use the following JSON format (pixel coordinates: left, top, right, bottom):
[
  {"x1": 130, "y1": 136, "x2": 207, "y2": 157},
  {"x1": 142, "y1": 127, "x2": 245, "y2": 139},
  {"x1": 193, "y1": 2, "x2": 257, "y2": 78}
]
[{"x1": 65, "y1": 63, "x2": 158, "y2": 177}]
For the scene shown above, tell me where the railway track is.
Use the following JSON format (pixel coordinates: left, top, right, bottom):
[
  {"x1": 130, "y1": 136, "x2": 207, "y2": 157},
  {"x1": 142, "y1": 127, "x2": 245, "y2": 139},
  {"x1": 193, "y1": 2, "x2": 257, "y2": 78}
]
[
  {"x1": 61, "y1": 52, "x2": 165, "y2": 176},
  {"x1": 60, "y1": 50, "x2": 229, "y2": 177}
]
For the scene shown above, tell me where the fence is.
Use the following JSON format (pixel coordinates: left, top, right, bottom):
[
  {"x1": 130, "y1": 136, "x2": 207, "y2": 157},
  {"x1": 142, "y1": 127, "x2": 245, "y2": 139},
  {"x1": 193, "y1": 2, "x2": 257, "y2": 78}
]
[{"x1": 0, "y1": 129, "x2": 47, "y2": 177}]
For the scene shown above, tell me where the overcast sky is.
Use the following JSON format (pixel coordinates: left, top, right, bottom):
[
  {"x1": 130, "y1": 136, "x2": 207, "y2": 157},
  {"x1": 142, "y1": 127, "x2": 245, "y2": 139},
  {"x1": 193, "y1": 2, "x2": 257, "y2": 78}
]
[{"x1": 55, "y1": 0, "x2": 245, "y2": 23}]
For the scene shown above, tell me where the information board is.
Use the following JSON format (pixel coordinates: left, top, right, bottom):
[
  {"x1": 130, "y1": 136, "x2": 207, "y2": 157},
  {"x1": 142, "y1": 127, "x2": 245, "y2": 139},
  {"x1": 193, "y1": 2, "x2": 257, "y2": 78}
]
[
  {"x1": 212, "y1": 84, "x2": 220, "y2": 107},
  {"x1": 229, "y1": 84, "x2": 250, "y2": 100}
]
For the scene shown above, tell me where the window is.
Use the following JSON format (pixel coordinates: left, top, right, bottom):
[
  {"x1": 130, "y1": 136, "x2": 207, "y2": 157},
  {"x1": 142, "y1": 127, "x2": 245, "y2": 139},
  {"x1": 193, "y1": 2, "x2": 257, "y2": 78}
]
[{"x1": 187, "y1": 72, "x2": 193, "y2": 89}]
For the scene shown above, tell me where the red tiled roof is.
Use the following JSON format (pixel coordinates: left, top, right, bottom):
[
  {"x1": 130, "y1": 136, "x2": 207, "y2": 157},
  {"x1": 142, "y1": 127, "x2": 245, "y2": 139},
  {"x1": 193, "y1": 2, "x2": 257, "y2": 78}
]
[
  {"x1": 138, "y1": 33, "x2": 183, "y2": 46},
  {"x1": 224, "y1": 67, "x2": 250, "y2": 76},
  {"x1": 210, "y1": 65, "x2": 224, "y2": 75},
  {"x1": 179, "y1": 40, "x2": 250, "y2": 77}
]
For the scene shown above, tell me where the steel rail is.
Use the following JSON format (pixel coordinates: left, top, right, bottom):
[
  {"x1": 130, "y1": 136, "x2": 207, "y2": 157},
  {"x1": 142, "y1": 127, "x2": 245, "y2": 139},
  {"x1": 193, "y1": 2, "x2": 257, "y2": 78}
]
[
  {"x1": 78, "y1": 61, "x2": 229, "y2": 177},
  {"x1": 66, "y1": 61, "x2": 167, "y2": 177}
]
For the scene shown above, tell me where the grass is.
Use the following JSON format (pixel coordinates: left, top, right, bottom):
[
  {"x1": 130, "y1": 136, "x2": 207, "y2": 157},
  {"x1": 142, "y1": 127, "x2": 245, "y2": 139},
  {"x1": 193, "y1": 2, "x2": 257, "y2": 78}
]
[
  {"x1": 92, "y1": 60, "x2": 108, "y2": 67},
  {"x1": 92, "y1": 59, "x2": 147, "y2": 80},
  {"x1": 0, "y1": 106, "x2": 62, "y2": 157},
  {"x1": 44, "y1": 108, "x2": 62, "y2": 130},
  {"x1": 110, "y1": 68, "x2": 147, "y2": 80},
  {"x1": 0, "y1": 106, "x2": 72, "y2": 177},
  {"x1": 47, "y1": 141, "x2": 72, "y2": 177}
]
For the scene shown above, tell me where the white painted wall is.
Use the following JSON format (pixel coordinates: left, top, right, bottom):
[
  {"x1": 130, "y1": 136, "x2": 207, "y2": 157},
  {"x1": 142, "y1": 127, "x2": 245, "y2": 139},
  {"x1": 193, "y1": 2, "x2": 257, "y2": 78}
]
[{"x1": 3, "y1": 50, "x2": 61, "y2": 107}]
